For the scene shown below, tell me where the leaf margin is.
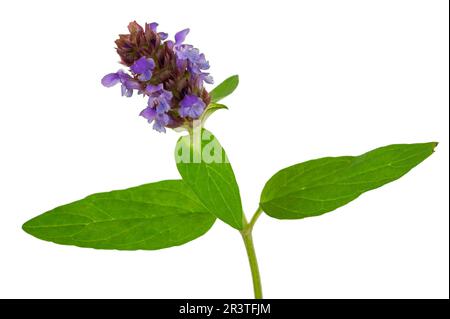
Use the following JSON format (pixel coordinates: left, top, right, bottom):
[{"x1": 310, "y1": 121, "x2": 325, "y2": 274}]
[
  {"x1": 260, "y1": 142, "x2": 438, "y2": 220},
  {"x1": 22, "y1": 179, "x2": 217, "y2": 251}
]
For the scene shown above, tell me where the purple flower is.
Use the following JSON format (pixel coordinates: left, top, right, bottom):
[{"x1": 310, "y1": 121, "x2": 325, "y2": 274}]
[
  {"x1": 175, "y1": 45, "x2": 206, "y2": 71},
  {"x1": 146, "y1": 84, "x2": 173, "y2": 113},
  {"x1": 202, "y1": 73, "x2": 214, "y2": 84},
  {"x1": 140, "y1": 106, "x2": 156, "y2": 122},
  {"x1": 145, "y1": 83, "x2": 163, "y2": 94},
  {"x1": 148, "y1": 22, "x2": 168, "y2": 40},
  {"x1": 175, "y1": 29, "x2": 189, "y2": 44},
  {"x1": 139, "y1": 107, "x2": 170, "y2": 133},
  {"x1": 140, "y1": 84, "x2": 173, "y2": 132},
  {"x1": 130, "y1": 56, "x2": 155, "y2": 81},
  {"x1": 171, "y1": 29, "x2": 213, "y2": 85},
  {"x1": 179, "y1": 95, "x2": 206, "y2": 119},
  {"x1": 153, "y1": 113, "x2": 170, "y2": 132},
  {"x1": 101, "y1": 70, "x2": 138, "y2": 97}
]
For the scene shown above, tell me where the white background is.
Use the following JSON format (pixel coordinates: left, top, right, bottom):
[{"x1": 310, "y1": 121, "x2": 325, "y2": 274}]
[{"x1": 0, "y1": 0, "x2": 448, "y2": 299}]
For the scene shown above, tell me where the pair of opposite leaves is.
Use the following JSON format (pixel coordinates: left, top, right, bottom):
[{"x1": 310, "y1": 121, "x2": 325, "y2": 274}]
[{"x1": 22, "y1": 75, "x2": 437, "y2": 250}]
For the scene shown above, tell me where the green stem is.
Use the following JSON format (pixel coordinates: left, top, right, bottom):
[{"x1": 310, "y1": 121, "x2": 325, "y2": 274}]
[
  {"x1": 248, "y1": 206, "x2": 263, "y2": 230},
  {"x1": 241, "y1": 207, "x2": 263, "y2": 299}
]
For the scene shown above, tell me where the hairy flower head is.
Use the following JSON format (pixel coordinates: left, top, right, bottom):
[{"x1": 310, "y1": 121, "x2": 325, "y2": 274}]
[{"x1": 102, "y1": 21, "x2": 213, "y2": 132}]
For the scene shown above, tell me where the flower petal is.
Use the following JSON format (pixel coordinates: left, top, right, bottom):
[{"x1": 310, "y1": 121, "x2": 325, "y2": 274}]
[
  {"x1": 152, "y1": 113, "x2": 170, "y2": 132},
  {"x1": 179, "y1": 95, "x2": 205, "y2": 119},
  {"x1": 121, "y1": 84, "x2": 133, "y2": 97},
  {"x1": 139, "y1": 107, "x2": 156, "y2": 122},
  {"x1": 153, "y1": 122, "x2": 166, "y2": 133},
  {"x1": 175, "y1": 28, "x2": 189, "y2": 44},
  {"x1": 158, "y1": 32, "x2": 168, "y2": 40},
  {"x1": 125, "y1": 79, "x2": 141, "y2": 90},
  {"x1": 203, "y1": 74, "x2": 214, "y2": 84},
  {"x1": 145, "y1": 84, "x2": 163, "y2": 94},
  {"x1": 138, "y1": 69, "x2": 152, "y2": 81},
  {"x1": 101, "y1": 73, "x2": 120, "y2": 87},
  {"x1": 149, "y1": 22, "x2": 158, "y2": 32},
  {"x1": 156, "y1": 99, "x2": 170, "y2": 114},
  {"x1": 130, "y1": 57, "x2": 155, "y2": 75},
  {"x1": 165, "y1": 40, "x2": 174, "y2": 49},
  {"x1": 179, "y1": 94, "x2": 199, "y2": 108},
  {"x1": 189, "y1": 103, "x2": 204, "y2": 118}
]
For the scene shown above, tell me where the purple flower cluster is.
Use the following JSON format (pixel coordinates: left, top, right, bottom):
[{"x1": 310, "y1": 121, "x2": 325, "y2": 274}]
[
  {"x1": 101, "y1": 70, "x2": 139, "y2": 97},
  {"x1": 101, "y1": 21, "x2": 213, "y2": 133},
  {"x1": 140, "y1": 84, "x2": 173, "y2": 132},
  {"x1": 171, "y1": 29, "x2": 213, "y2": 85}
]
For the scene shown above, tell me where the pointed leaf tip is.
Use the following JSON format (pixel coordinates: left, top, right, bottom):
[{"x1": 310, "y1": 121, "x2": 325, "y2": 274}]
[
  {"x1": 260, "y1": 142, "x2": 437, "y2": 220},
  {"x1": 209, "y1": 75, "x2": 239, "y2": 103}
]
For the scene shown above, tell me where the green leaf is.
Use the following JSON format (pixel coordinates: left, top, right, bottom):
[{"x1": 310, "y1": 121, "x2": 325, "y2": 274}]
[
  {"x1": 260, "y1": 142, "x2": 437, "y2": 219},
  {"x1": 22, "y1": 180, "x2": 216, "y2": 250},
  {"x1": 200, "y1": 103, "x2": 228, "y2": 123},
  {"x1": 175, "y1": 128, "x2": 244, "y2": 230},
  {"x1": 209, "y1": 75, "x2": 239, "y2": 103}
]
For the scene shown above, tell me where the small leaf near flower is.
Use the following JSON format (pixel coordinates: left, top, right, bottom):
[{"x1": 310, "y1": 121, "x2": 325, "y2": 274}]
[
  {"x1": 210, "y1": 75, "x2": 239, "y2": 103},
  {"x1": 200, "y1": 103, "x2": 229, "y2": 124}
]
